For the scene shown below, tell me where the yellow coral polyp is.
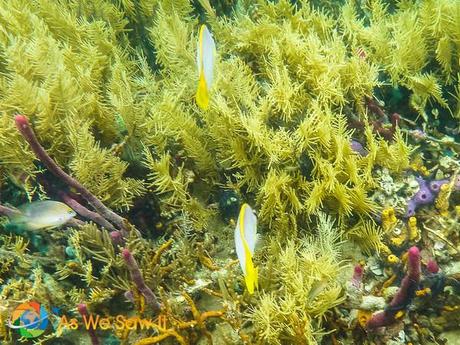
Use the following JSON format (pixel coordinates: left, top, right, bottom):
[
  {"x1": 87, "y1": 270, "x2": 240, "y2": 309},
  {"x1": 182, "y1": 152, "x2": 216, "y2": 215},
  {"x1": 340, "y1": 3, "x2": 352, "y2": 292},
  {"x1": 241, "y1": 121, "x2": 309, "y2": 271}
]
[
  {"x1": 378, "y1": 243, "x2": 392, "y2": 256},
  {"x1": 416, "y1": 288, "x2": 431, "y2": 297},
  {"x1": 407, "y1": 216, "x2": 420, "y2": 241},
  {"x1": 435, "y1": 182, "x2": 453, "y2": 216},
  {"x1": 390, "y1": 232, "x2": 407, "y2": 247},
  {"x1": 410, "y1": 163, "x2": 430, "y2": 176},
  {"x1": 387, "y1": 254, "x2": 400, "y2": 264},
  {"x1": 357, "y1": 309, "x2": 373, "y2": 328},
  {"x1": 395, "y1": 310, "x2": 405, "y2": 320},
  {"x1": 443, "y1": 305, "x2": 460, "y2": 312},
  {"x1": 381, "y1": 207, "x2": 398, "y2": 232}
]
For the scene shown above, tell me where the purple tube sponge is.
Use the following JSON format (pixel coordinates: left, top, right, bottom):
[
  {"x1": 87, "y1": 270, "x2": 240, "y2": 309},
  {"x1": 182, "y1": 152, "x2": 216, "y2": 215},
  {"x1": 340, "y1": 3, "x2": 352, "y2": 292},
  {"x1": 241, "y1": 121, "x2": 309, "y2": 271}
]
[
  {"x1": 77, "y1": 303, "x2": 100, "y2": 345},
  {"x1": 413, "y1": 177, "x2": 435, "y2": 205},
  {"x1": 350, "y1": 139, "x2": 368, "y2": 157},
  {"x1": 429, "y1": 179, "x2": 449, "y2": 193},
  {"x1": 351, "y1": 264, "x2": 364, "y2": 289},
  {"x1": 122, "y1": 248, "x2": 161, "y2": 313},
  {"x1": 367, "y1": 246, "x2": 421, "y2": 330},
  {"x1": 426, "y1": 259, "x2": 439, "y2": 274},
  {"x1": 405, "y1": 177, "x2": 448, "y2": 217}
]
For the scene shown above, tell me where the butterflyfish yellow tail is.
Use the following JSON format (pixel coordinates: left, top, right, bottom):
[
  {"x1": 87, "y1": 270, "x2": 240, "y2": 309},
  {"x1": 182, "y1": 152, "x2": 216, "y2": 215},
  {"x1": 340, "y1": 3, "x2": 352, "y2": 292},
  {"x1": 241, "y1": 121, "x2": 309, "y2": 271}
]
[
  {"x1": 244, "y1": 251, "x2": 258, "y2": 294},
  {"x1": 196, "y1": 70, "x2": 209, "y2": 110},
  {"x1": 195, "y1": 24, "x2": 215, "y2": 110}
]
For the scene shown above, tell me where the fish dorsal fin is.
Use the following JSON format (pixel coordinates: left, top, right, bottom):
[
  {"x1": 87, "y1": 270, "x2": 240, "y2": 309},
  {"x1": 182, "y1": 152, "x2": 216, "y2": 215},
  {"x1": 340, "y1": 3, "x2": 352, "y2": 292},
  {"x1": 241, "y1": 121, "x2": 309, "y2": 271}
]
[{"x1": 196, "y1": 25, "x2": 204, "y2": 75}]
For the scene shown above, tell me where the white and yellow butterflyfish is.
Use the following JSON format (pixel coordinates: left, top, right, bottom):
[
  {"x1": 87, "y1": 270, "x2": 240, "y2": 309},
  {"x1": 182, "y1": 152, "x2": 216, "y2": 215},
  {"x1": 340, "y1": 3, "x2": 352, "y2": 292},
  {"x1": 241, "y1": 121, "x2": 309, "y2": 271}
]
[
  {"x1": 196, "y1": 24, "x2": 216, "y2": 110},
  {"x1": 234, "y1": 203, "x2": 258, "y2": 294}
]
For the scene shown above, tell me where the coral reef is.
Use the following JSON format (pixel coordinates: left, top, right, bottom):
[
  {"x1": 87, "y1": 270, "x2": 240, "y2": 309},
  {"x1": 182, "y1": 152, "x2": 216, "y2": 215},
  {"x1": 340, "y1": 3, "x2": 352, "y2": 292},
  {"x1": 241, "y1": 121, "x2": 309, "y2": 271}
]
[
  {"x1": 0, "y1": 0, "x2": 459, "y2": 344},
  {"x1": 366, "y1": 246, "x2": 421, "y2": 330},
  {"x1": 248, "y1": 214, "x2": 345, "y2": 344}
]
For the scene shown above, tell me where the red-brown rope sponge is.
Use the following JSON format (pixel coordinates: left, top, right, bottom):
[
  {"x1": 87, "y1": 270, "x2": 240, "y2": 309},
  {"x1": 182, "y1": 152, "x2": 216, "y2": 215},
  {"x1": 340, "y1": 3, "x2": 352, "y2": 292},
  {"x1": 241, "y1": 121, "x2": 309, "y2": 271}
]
[
  {"x1": 14, "y1": 114, "x2": 128, "y2": 235},
  {"x1": 122, "y1": 248, "x2": 161, "y2": 313},
  {"x1": 77, "y1": 303, "x2": 100, "y2": 345},
  {"x1": 367, "y1": 246, "x2": 421, "y2": 330}
]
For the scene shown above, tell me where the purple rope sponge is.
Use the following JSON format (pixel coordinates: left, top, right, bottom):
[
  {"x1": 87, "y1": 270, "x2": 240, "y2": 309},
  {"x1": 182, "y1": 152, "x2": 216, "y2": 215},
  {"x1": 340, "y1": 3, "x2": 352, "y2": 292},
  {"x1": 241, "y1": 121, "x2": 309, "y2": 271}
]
[
  {"x1": 350, "y1": 139, "x2": 368, "y2": 157},
  {"x1": 367, "y1": 246, "x2": 421, "y2": 330},
  {"x1": 14, "y1": 114, "x2": 128, "y2": 234},
  {"x1": 77, "y1": 303, "x2": 100, "y2": 345},
  {"x1": 122, "y1": 248, "x2": 161, "y2": 313}
]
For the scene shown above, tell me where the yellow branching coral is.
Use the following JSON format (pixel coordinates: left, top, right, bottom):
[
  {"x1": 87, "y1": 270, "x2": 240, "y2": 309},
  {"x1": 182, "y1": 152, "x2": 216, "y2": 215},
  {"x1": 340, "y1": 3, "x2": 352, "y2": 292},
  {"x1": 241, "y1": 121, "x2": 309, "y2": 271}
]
[
  {"x1": 257, "y1": 170, "x2": 302, "y2": 225},
  {"x1": 375, "y1": 129, "x2": 412, "y2": 173},
  {"x1": 346, "y1": 219, "x2": 383, "y2": 255},
  {"x1": 143, "y1": 150, "x2": 212, "y2": 230},
  {"x1": 249, "y1": 213, "x2": 345, "y2": 344},
  {"x1": 341, "y1": 0, "x2": 460, "y2": 119},
  {"x1": 2, "y1": 0, "x2": 460, "y2": 343},
  {"x1": 0, "y1": 114, "x2": 38, "y2": 197},
  {"x1": 67, "y1": 119, "x2": 146, "y2": 210}
]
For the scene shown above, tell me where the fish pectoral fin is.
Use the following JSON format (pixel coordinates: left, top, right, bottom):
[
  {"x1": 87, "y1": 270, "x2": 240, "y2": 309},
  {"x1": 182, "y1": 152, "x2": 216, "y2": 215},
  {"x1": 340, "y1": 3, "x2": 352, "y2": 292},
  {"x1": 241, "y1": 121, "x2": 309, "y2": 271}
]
[{"x1": 196, "y1": 72, "x2": 209, "y2": 110}]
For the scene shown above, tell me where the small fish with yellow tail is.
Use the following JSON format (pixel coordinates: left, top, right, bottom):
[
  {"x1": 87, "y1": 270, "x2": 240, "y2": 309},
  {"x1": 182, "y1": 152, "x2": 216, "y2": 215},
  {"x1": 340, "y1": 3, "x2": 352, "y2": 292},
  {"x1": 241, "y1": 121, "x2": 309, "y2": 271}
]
[
  {"x1": 7, "y1": 200, "x2": 76, "y2": 231},
  {"x1": 196, "y1": 24, "x2": 216, "y2": 110},
  {"x1": 234, "y1": 203, "x2": 258, "y2": 294}
]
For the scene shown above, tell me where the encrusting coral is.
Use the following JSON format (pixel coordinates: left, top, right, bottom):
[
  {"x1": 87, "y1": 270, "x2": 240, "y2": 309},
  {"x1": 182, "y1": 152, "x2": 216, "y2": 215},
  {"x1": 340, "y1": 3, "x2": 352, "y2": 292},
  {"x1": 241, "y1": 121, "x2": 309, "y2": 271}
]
[{"x1": 1, "y1": 0, "x2": 460, "y2": 344}]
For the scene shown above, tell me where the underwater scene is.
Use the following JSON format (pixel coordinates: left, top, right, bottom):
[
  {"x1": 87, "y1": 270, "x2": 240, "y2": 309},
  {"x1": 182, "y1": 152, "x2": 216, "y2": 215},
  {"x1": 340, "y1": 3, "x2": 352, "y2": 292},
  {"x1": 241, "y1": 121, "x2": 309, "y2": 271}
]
[{"x1": 0, "y1": 0, "x2": 459, "y2": 344}]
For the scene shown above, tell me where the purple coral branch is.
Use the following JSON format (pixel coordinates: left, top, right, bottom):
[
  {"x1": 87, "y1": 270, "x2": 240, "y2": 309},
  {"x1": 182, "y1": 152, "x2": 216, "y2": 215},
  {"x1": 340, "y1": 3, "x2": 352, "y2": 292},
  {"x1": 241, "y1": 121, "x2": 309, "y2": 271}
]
[
  {"x1": 109, "y1": 230, "x2": 124, "y2": 245},
  {"x1": 367, "y1": 246, "x2": 421, "y2": 330},
  {"x1": 0, "y1": 204, "x2": 21, "y2": 218},
  {"x1": 365, "y1": 96, "x2": 386, "y2": 120},
  {"x1": 58, "y1": 191, "x2": 117, "y2": 232},
  {"x1": 77, "y1": 303, "x2": 100, "y2": 345},
  {"x1": 122, "y1": 248, "x2": 161, "y2": 313},
  {"x1": 14, "y1": 115, "x2": 128, "y2": 233},
  {"x1": 348, "y1": 97, "x2": 400, "y2": 142},
  {"x1": 365, "y1": 97, "x2": 401, "y2": 141}
]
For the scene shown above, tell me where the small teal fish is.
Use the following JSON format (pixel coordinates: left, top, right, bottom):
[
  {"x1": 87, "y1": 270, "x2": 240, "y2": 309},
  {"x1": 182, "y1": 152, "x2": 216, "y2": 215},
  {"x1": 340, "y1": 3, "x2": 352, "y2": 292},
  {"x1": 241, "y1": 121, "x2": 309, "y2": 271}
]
[{"x1": 8, "y1": 200, "x2": 76, "y2": 231}]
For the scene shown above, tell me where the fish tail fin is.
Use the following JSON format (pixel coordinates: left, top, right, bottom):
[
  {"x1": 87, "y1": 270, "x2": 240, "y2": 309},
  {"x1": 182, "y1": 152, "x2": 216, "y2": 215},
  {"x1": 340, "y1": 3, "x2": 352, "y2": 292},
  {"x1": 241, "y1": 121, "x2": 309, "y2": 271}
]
[
  {"x1": 245, "y1": 259, "x2": 258, "y2": 295},
  {"x1": 196, "y1": 72, "x2": 209, "y2": 110},
  {"x1": 245, "y1": 272, "x2": 254, "y2": 295}
]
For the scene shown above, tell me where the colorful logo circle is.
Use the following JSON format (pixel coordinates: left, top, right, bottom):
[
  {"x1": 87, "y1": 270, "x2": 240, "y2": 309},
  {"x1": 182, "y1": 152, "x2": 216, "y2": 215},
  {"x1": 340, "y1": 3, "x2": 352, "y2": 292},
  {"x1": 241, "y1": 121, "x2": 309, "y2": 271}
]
[{"x1": 9, "y1": 301, "x2": 49, "y2": 338}]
